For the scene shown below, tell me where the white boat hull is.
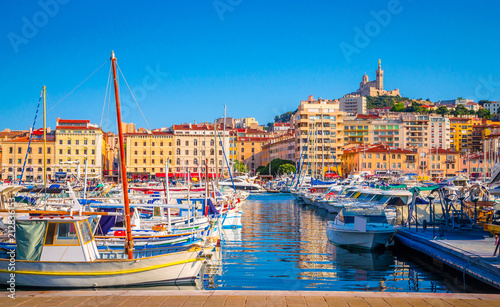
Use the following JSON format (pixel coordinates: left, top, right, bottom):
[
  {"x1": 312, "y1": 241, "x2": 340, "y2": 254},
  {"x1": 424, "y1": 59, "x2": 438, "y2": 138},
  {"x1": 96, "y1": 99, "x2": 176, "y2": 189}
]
[
  {"x1": 0, "y1": 248, "x2": 206, "y2": 288},
  {"x1": 326, "y1": 228, "x2": 394, "y2": 250}
]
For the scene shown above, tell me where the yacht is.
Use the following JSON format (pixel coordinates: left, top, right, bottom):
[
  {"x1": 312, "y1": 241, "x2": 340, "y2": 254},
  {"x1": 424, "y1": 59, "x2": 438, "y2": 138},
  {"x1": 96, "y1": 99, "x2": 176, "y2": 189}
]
[
  {"x1": 218, "y1": 176, "x2": 265, "y2": 193},
  {"x1": 326, "y1": 207, "x2": 395, "y2": 250}
]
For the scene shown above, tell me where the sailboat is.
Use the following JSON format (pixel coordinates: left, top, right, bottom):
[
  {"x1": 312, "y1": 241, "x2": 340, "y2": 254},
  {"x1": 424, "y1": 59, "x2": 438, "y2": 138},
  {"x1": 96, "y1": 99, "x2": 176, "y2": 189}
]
[{"x1": 0, "y1": 51, "x2": 211, "y2": 288}]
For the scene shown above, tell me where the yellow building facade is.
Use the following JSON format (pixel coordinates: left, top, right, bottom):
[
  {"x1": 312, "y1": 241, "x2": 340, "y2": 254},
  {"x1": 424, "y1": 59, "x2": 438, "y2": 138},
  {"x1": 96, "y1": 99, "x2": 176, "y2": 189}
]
[
  {"x1": 449, "y1": 117, "x2": 482, "y2": 152},
  {"x1": 1, "y1": 130, "x2": 55, "y2": 182},
  {"x1": 125, "y1": 131, "x2": 175, "y2": 179},
  {"x1": 55, "y1": 119, "x2": 104, "y2": 179}
]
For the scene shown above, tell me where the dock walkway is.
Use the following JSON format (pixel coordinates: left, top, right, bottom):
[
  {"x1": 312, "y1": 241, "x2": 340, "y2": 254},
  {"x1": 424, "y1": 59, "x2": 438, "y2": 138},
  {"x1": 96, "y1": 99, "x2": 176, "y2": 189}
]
[
  {"x1": 395, "y1": 226, "x2": 500, "y2": 289},
  {"x1": 3, "y1": 290, "x2": 500, "y2": 306}
]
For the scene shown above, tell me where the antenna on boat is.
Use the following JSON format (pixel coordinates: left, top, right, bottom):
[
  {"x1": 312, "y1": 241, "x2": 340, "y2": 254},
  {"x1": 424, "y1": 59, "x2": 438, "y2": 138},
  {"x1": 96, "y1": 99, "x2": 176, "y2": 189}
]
[{"x1": 111, "y1": 50, "x2": 134, "y2": 259}]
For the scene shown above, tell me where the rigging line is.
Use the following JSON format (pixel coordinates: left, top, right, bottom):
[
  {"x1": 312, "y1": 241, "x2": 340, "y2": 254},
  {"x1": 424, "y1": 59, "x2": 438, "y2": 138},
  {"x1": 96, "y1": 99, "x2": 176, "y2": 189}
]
[
  {"x1": 115, "y1": 62, "x2": 151, "y2": 131},
  {"x1": 100, "y1": 63, "x2": 113, "y2": 128},
  {"x1": 48, "y1": 60, "x2": 108, "y2": 112},
  {"x1": 19, "y1": 91, "x2": 43, "y2": 184}
]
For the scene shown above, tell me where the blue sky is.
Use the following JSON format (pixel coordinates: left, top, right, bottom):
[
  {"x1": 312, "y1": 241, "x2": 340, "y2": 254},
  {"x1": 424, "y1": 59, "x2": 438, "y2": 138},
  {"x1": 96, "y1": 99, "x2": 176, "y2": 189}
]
[{"x1": 1, "y1": 0, "x2": 499, "y2": 131}]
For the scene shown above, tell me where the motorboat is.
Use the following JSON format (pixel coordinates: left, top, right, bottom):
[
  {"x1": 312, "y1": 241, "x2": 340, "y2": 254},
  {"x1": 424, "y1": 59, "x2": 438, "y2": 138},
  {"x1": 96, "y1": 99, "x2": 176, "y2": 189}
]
[
  {"x1": 326, "y1": 207, "x2": 395, "y2": 250},
  {"x1": 218, "y1": 176, "x2": 265, "y2": 193}
]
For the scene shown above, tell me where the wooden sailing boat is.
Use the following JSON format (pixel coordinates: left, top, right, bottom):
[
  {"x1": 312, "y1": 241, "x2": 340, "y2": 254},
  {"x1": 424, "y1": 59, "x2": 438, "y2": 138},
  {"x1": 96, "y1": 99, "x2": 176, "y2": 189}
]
[{"x1": 0, "y1": 51, "x2": 209, "y2": 288}]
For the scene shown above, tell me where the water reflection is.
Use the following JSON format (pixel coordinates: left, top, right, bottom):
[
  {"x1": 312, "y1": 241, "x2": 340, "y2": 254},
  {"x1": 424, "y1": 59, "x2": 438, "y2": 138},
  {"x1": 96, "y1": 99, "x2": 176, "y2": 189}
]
[{"x1": 203, "y1": 194, "x2": 461, "y2": 292}]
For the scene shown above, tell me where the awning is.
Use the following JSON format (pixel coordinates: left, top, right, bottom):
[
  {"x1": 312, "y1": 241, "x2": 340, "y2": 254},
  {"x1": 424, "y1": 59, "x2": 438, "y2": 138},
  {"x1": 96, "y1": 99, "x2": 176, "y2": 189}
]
[{"x1": 156, "y1": 173, "x2": 221, "y2": 178}]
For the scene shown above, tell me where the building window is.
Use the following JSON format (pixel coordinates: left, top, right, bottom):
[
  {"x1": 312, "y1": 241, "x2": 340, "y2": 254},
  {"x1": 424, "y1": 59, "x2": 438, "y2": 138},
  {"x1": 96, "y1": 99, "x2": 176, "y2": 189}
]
[
  {"x1": 185, "y1": 150, "x2": 189, "y2": 155},
  {"x1": 160, "y1": 142, "x2": 163, "y2": 146},
  {"x1": 185, "y1": 141, "x2": 189, "y2": 146},
  {"x1": 143, "y1": 141, "x2": 146, "y2": 146},
  {"x1": 38, "y1": 147, "x2": 42, "y2": 154},
  {"x1": 67, "y1": 140, "x2": 71, "y2": 145},
  {"x1": 47, "y1": 148, "x2": 51, "y2": 154},
  {"x1": 92, "y1": 140, "x2": 95, "y2": 145},
  {"x1": 18, "y1": 147, "x2": 22, "y2": 154},
  {"x1": 152, "y1": 159, "x2": 155, "y2": 164},
  {"x1": 177, "y1": 139, "x2": 181, "y2": 146},
  {"x1": 38, "y1": 159, "x2": 42, "y2": 164},
  {"x1": 152, "y1": 142, "x2": 155, "y2": 146},
  {"x1": 76, "y1": 140, "x2": 79, "y2": 145},
  {"x1": 135, "y1": 142, "x2": 138, "y2": 146},
  {"x1": 67, "y1": 149, "x2": 71, "y2": 154},
  {"x1": 9, "y1": 147, "x2": 13, "y2": 154},
  {"x1": 59, "y1": 149, "x2": 63, "y2": 155},
  {"x1": 84, "y1": 140, "x2": 87, "y2": 145},
  {"x1": 194, "y1": 149, "x2": 198, "y2": 155},
  {"x1": 176, "y1": 149, "x2": 180, "y2": 155},
  {"x1": 134, "y1": 159, "x2": 137, "y2": 164},
  {"x1": 84, "y1": 149, "x2": 87, "y2": 155},
  {"x1": 194, "y1": 139, "x2": 198, "y2": 146},
  {"x1": 134, "y1": 151, "x2": 138, "y2": 155},
  {"x1": 92, "y1": 150, "x2": 95, "y2": 154},
  {"x1": 47, "y1": 159, "x2": 51, "y2": 164}
]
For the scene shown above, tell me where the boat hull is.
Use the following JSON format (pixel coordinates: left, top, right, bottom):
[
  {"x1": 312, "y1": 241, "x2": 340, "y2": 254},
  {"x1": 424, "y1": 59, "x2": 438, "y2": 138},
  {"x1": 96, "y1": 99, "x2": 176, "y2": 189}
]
[
  {"x1": 326, "y1": 228, "x2": 394, "y2": 250},
  {"x1": 0, "y1": 248, "x2": 205, "y2": 288}
]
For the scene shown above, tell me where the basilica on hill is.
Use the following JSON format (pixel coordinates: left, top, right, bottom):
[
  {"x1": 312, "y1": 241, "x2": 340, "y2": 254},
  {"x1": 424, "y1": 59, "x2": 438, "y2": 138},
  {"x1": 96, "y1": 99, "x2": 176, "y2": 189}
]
[{"x1": 349, "y1": 60, "x2": 400, "y2": 97}]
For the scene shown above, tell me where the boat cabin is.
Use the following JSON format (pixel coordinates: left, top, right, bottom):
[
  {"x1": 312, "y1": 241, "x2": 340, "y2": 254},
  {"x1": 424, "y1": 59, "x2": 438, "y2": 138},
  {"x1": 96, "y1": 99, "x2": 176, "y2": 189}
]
[
  {"x1": 336, "y1": 208, "x2": 389, "y2": 226},
  {"x1": 16, "y1": 215, "x2": 99, "y2": 262}
]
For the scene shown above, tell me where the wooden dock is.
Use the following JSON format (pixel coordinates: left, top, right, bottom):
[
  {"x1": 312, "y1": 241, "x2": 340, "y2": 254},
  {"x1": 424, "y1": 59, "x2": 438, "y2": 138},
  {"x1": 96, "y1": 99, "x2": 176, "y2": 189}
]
[
  {"x1": 395, "y1": 226, "x2": 500, "y2": 290},
  {"x1": 3, "y1": 290, "x2": 500, "y2": 306}
]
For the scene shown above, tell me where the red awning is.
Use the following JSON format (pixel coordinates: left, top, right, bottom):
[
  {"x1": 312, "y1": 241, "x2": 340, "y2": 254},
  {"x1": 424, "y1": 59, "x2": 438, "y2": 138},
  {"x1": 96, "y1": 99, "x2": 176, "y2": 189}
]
[{"x1": 155, "y1": 173, "x2": 221, "y2": 178}]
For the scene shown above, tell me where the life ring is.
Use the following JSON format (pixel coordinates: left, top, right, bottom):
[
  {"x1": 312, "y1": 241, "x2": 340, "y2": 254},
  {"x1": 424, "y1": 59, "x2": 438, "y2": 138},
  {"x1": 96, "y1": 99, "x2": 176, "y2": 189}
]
[{"x1": 311, "y1": 188, "x2": 317, "y2": 193}]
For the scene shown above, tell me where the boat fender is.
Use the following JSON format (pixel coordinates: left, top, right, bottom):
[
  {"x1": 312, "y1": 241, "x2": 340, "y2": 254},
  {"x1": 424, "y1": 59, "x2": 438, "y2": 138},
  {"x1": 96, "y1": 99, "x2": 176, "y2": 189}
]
[
  {"x1": 311, "y1": 188, "x2": 317, "y2": 193},
  {"x1": 422, "y1": 219, "x2": 427, "y2": 231}
]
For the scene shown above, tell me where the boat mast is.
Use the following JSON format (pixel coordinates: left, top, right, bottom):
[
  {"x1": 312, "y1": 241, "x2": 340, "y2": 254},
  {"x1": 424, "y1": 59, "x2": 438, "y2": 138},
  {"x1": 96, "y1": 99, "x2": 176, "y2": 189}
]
[
  {"x1": 43, "y1": 86, "x2": 46, "y2": 187},
  {"x1": 111, "y1": 50, "x2": 134, "y2": 259}
]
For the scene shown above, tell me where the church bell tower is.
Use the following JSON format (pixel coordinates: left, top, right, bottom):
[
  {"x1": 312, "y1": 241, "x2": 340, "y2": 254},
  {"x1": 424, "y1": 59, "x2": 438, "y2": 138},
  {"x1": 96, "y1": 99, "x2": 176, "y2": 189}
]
[{"x1": 376, "y1": 59, "x2": 383, "y2": 90}]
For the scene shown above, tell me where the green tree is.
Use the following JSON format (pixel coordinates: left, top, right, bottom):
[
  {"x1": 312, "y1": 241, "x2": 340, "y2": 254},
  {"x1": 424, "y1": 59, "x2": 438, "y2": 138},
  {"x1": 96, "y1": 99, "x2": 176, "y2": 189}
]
[
  {"x1": 436, "y1": 106, "x2": 449, "y2": 116},
  {"x1": 256, "y1": 158, "x2": 295, "y2": 176},
  {"x1": 478, "y1": 100, "x2": 491, "y2": 106},
  {"x1": 277, "y1": 164, "x2": 296, "y2": 175},
  {"x1": 454, "y1": 105, "x2": 469, "y2": 116},
  {"x1": 477, "y1": 108, "x2": 492, "y2": 119},
  {"x1": 233, "y1": 160, "x2": 248, "y2": 173},
  {"x1": 390, "y1": 102, "x2": 405, "y2": 112}
]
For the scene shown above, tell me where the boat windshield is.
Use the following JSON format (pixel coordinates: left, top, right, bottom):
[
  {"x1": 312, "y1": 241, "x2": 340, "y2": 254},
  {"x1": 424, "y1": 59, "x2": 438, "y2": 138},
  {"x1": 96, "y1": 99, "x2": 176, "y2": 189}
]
[
  {"x1": 372, "y1": 194, "x2": 385, "y2": 202},
  {"x1": 378, "y1": 195, "x2": 392, "y2": 204},
  {"x1": 366, "y1": 215, "x2": 388, "y2": 224}
]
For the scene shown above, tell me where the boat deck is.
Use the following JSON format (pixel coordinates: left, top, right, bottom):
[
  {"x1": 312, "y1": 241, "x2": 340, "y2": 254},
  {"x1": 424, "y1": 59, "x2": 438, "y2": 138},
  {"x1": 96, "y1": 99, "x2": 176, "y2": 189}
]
[
  {"x1": 395, "y1": 226, "x2": 500, "y2": 289},
  {"x1": 4, "y1": 290, "x2": 500, "y2": 306}
]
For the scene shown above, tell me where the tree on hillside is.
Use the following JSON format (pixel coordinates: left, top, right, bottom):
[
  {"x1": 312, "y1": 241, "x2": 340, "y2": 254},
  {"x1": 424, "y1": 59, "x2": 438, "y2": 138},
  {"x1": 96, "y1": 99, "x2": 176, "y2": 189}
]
[
  {"x1": 478, "y1": 100, "x2": 492, "y2": 106},
  {"x1": 451, "y1": 105, "x2": 470, "y2": 116},
  {"x1": 436, "y1": 106, "x2": 449, "y2": 116},
  {"x1": 274, "y1": 109, "x2": 297, "y2": 123},
  {"x1": 390, "y1": 102, "x2": 405, "y2": 112},
  {"x1": 477, "y1": 108, "x2": 492, "y2": 119}
]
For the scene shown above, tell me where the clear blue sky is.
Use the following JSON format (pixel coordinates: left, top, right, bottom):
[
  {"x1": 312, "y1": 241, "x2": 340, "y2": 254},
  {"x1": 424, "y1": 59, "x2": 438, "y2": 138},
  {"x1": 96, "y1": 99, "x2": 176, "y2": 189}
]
[{"x1": 1, "y1": 0, "x2": 499, "y2": 132}]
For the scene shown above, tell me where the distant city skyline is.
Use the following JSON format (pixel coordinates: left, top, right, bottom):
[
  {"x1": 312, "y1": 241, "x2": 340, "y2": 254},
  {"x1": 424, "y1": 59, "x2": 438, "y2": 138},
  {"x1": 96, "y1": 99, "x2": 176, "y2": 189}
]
[{"x1": 1, "y1": 0, "x2": 499, "y2": 131}]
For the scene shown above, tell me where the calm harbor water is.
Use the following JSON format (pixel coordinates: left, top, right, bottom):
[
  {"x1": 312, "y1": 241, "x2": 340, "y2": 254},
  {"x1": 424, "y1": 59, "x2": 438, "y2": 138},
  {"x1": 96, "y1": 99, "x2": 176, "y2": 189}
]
[{"x1": 203, "y1": 193, "x2": 490, "y2": 292}]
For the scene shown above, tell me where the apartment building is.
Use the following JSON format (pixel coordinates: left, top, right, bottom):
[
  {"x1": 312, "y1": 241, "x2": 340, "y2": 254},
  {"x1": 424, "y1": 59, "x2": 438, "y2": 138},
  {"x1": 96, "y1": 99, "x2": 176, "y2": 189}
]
[
  {"x1": 55, "y1": 119, "x2": 104, "y2": 179},
  {"x1": 294, "y1": 96, "x2": 344, "y2": 177},
  {"x1": 339, "y1": 95, "x2": 367, "y2": 114},
  {"x1": 172, "y1": 124, "x2": 230, "y2": 175},
  {"x1": 449, "y1": 117, "x2": 482, "y2": 152},
  {"x1": 1, "y1": 129, "x2": 55, "y2": 181},
  {"x1": 341, "y1": 144, "x2": 417, "y2": 176},
  {"x1": 125, "y1": 131, "x2": 175, "y2": 180},
  {"x1": 235, "y1": 128, "x2": 270, "y2": 172},
  {"x1": 261, "y1": 132, "x2": 295, "y2": 166}
]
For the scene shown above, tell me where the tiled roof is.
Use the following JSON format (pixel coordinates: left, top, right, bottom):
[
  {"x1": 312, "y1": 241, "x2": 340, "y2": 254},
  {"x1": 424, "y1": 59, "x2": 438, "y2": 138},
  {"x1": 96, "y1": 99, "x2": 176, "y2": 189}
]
[
  {"x1": 56, "y1": 126, "x2": 100, "y2": 130},
  {"x1": 57, "y1": 119, "x2": 91, "y2": 124}
]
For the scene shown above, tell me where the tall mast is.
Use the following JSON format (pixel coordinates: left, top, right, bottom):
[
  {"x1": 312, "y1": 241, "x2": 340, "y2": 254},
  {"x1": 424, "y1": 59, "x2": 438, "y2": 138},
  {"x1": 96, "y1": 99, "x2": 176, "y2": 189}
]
[
  {"x1": 111, "y1": 51, "x2": 134, "y2": 259},
  {"x1": 214, "y1": 122, "x2": 219, "y2": 189},
  {"x1": 43, "y1": 86, "x2": 46, "y2": 187},
  {"x1": 222, "y1": 105, "x2": 226, "y2": 179}
]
